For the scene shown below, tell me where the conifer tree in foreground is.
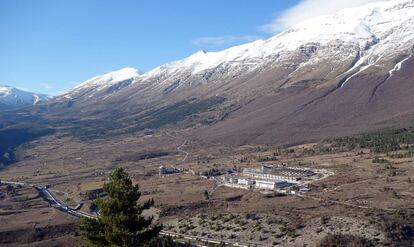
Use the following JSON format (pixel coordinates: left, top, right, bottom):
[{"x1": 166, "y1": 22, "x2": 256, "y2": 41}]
[{"x1": 78, "y1": 167, "x2": 162, "y2": 247}]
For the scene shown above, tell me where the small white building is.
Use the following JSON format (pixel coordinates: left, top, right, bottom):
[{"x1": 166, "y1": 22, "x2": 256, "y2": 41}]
[
  {"x1": 223, "y1": 175, "x2": 253, "y2": 189},
  {"x1": 238, "y1": 178, "x2": 254, "y2": 186},
  {"x1": 255, "y1": 180, "x2": 276, "y2": 190},
  {"x1": 224, "y1": 175, "x2": 238, "y2": 184}
]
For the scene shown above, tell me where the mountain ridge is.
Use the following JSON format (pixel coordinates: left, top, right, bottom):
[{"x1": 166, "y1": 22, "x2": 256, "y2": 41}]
[
  {"x1": 8, "y1": 0, "x2": 414, "y2": 146},
  {"x1": 57, "y1": 0, "x2": 413, "y2": 104},
  {"x1": 0, "y1": 86, "x2": 49, "y2": 109}
]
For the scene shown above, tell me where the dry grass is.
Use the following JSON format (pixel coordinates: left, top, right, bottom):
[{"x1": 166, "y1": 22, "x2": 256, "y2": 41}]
[{"x1": 1, "y1": 129, "x2": 414, "y2": 246}]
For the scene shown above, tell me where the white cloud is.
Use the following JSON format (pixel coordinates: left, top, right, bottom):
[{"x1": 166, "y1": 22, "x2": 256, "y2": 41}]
[
  {"x1": 42, "y1": 83, "x2": 53, "y2": 91},
  {"x1": 41, "y1": 83, "x2": 63, "y2": 95},
  {"x1": 262, "y1": 0, "x2": 390, "y2": 33},
  {"x1": 192, "y1": 35, "x2": 261, "y2": 46}
]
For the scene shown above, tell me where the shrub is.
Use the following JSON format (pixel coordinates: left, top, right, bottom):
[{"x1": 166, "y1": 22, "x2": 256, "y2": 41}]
[{"x1": 317, "y1": 234, "x2": 374, "y2": 247}]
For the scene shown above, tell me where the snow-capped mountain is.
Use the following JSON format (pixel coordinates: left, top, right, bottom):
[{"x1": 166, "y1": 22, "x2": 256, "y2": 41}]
[
  {"x1": 75, "y1": 67, "x2": 140, "y2": 90},
  {"x1": 62, "y1": 68, "x2": 141, "y2": 99},
  {"x1": 138, "y1": 0, "x2": 413, "y2": 90},
  {"x1": 63, "y1": 0, "x2": 413, "y2": 102},
  {"x1": 0, "y1": 86, "x2": 49, "y2": 109},
  {"x1": 50, "y1": 0, "x2": 414, "y2": 145}
]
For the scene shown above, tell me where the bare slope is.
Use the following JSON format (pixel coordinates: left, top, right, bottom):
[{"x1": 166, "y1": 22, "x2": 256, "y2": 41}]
[{"x1": 37, "y1": 0, "x2": 414, "y2": 145}]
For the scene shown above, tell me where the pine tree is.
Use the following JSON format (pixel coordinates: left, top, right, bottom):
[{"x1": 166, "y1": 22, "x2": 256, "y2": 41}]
[{"x1": 78, "y1": 167, "x2": 162, "y2": 247}]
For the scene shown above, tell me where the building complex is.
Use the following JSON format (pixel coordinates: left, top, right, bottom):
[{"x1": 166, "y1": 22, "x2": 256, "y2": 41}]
[{"x1": 222, "y1": 164, "x2": 316, "y2": 191}]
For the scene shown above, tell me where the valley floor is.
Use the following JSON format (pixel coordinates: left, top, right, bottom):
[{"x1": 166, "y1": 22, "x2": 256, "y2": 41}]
[{"x1": 1, "y1": 129, "x2": 414, "y2": 246}]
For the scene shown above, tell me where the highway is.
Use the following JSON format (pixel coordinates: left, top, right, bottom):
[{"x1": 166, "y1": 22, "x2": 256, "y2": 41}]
[
  {"x1": 1, "y1": 180, "x2": 97, "y2": 219},
  {"x1": 36, "y1": 185, "x2": 97, "y2": 218}
]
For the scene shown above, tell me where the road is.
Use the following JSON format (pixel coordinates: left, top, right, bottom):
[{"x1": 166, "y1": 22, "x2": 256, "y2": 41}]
[
  {"x1": 2, "y1": 180, "x2": 259, "y2": 246},
  {"x1": 294, "y1": 191, "x2": 414, "y2": 212},
  {"x1": 165, "y1": 132, "x2": 189, "y2": 162},
  {"x1": 295, "y1": 193, "x2": 372, "y2": 210},
  {"x1": 36, "y1": 185, "x2": 97, "y2": 218},
  {"x1": 177, "y1": 140, "x2": 189, "y2": 162},
  {"x1": 1, "y1": 180, "x2": 96, "y2": 219},
  {"x1": 160, "y1": 230, "x2": 264, "y2": 247}
]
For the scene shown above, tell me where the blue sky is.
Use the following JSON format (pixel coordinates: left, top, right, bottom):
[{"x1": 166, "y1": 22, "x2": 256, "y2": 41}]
[{"x1": 0, "y1": 0, "x2": 301, "y2": 95}]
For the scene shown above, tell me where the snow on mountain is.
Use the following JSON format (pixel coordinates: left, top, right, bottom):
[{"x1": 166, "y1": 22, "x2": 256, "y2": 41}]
[
  {"x1": 77, "y1": 67, "x2": 141, "y2": 89},
  {"x1": 72, "y1": 67, "x2": 141, "y2": 92},
  {"x1": 0, "y1": 86, "x2": 49, "y2": 108},
  {"x1": 66, "y1": 0, "x2": 414, "y2": 98},
  {"x1": 139, "y1": 0, "x2": 414, "y2": 84}
]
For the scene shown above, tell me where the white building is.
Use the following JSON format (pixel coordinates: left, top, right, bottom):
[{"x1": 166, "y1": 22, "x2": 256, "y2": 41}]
[
  {"x1": 255, "y1": 180, "x2": 276, "y2": 190},
  {"x1": 243, "y1": 168, "x2": 299, "y2": 182},
  {"x1": 224, "y1": 175, "x2": 238, "y2": 184},
  {"x1": 238, "y1": 178, "x2": 254, "y2": 186}
]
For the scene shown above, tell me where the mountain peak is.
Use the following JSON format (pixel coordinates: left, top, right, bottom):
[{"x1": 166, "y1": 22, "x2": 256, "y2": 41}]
[
  {"x1": 0, "y1": 85, "x2": 13, "y2": 95},
  {"x1": 62, "y1": 67, "x2": 143, "y2": 99},
  {"x1": 81, "y1": 67, "x2": 141, "y2": 85},
  {"x1": 58, "y1": 0, "x2": 414, "y2": 107},
  {"x1": 71, "y1": 67, "x2": 141, "y2": 92},
  {"x1": 270, "y1": 0, "x2": 414, "y2": 50},
  {"x1": 137, "y1": 0, "x2": 413, "y2": 83},
  {"x1": 0, "y1": 85, "x2": 49, "y2": 108}
]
